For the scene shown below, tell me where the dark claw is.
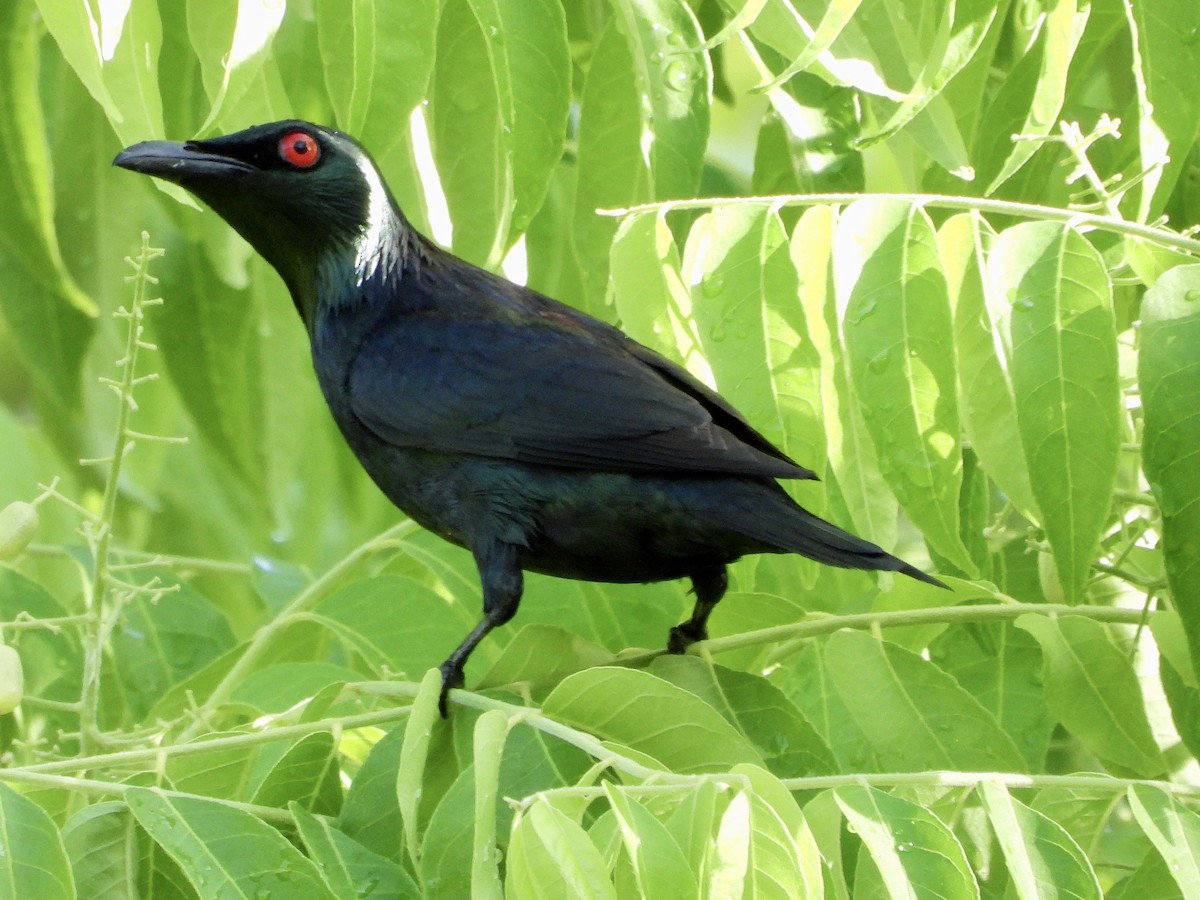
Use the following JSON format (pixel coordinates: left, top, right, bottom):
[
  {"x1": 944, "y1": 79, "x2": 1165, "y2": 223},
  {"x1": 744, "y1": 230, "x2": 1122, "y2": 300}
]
[
  {"x1": 437, "y1": 659, "x2": 465, "y2": 717},
  {"x1": 667, "y1": 621, "x2": 707, "y2": 654}
]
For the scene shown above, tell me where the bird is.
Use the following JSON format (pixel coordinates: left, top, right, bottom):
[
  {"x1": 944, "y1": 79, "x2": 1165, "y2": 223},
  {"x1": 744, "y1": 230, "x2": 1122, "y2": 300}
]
[{"x1": 115, "y1": 121, "x2": 942, "y2": 714}]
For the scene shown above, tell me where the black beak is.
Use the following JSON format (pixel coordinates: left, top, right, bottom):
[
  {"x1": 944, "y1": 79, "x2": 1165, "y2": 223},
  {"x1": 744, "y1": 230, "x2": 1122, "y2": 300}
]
[{"x1": 113, "y1": 140, "x2": 254, "y2": 183}]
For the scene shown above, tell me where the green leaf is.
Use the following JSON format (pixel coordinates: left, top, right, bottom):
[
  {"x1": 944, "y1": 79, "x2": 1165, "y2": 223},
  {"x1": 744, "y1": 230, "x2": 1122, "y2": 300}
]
[
  {"x1": 396, "y1": 669, "x2": 448, "y2": 869},
  {"x1": 664, "y1": 781, "x2": 719, "y2": 888},
  {"x1": 782, "y1": 630, "x2": 1027, "y2": 772},
  {"x1": 250, "y1": 732, "x2": 342, "y2": 815},
  {"x1": 939, "y1": 213, "x2": 1039, "y2": 521},
  {"x1": 609, "y1": 211, "x2": 714, "y2": 387},
  {"x1": 649, "y1": 655, "x2": 837, "y2": 777},
  {"x1": 834, "y1": 785, "x2": 978, "y2": 899},
  {"x1": 859, "y1": 0, "x2": 999, "y2": 166},
  {"x1": 154, "y1": 240, "x2": 269, "y2": 492},
  {"x1": 419, "y1": 767, "x2": 475, "y2": 900},
  {"x1": 728, "y1": 765, "x2": 824, "y2": 899},
  {"x1": 470, "y1": 710, "x2": 507, "y2": 900},
  {"x1": 1125, "y1": 0, "x2": 1200, "y2": 221},
  {"x1": 0, "y1": 783, "x2": 75, "y2": 900},
  {"x1": 228, "y1": 662, "x2": 360, "y2": 715},
  {"x1": 316, "y1": 0, "x2": 437, "y2": 136},
  {"x1": 975, "y1": 0, "x2": 1088, "y2": 192},
  {"x1": 507, "y1": 797, "x2": 616, "y2": 900},
  {"x1": 573, "y1": 2, "x2": 709, "y2": 308},
  {"x1": 835, "y1": 198, "x2": 971, "y2": 572},
  {"x1": 476, "y1": 624, "x2": 614, "y2": 697},
  {"x1": 290, "y1": 804, "x2": 419, "y2": 900},
  {"x1": 186, "y1": 0, "x2": 286, "y2": 132},
  {"x1": 604, "y1": 784, "x2": 698, "y2": 900},
  {"x1": 979, "y1": 781, "x2": 1101, "y2": 900},
  {"x1": 1127, "y1": 785, "x2": 1200, "y2": 898},
  {"x1": 340, "y1": 725, "x2": 407, "y2": 862},
  {"x1": 110, "y1": 577, "x2": 235, "y2": 721},
  {"x1": 314, "y1": 576, "x2": 474, "y2": 680},
  {"x1": 684, "y1": 205, "x2": 827, "y2": 479},
  {"x1": 542, "y1": 667, "x2": 764, "y2": 773},
  {"x1": 1141, "y1": 265, "x2": 1200, "y2": 683},
  {"x1": 793, "y1": 205, "x2": 894, "y2": 544},
  {"x1": 928, "y1": 622, "x2": 1054, "y2": 771},
  {"x1": 430, "y1": 0, "x2": 569, "y2": 266},
  {"x1": 755, "y1": 0, "x2": 863, "y2": 90},
  {"x1": 127, "y1": 788, "x2": 333, "y2": 899},
  {"x1": 986, "y1": 222, "x2": 1119, "y2": 601},
  {"x1": 0, "y1": 0, "x2": 95, "y2": 410},
  {"x1": 36, "y1": 0, "x2": 166, "y2": 143},
  {"x1": 63, "y1": 803, "x2": 141, "y2": 900},
  {"x1": 1016, "y1": 615, "x2": 1165, "y2": 776}
]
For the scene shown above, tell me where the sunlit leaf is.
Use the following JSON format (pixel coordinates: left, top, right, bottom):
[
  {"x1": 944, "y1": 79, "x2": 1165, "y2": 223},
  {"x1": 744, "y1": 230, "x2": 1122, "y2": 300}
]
[
  {"x1": 834, "y1": 785, "x2": 978, "y2": 899},
  {"x1": 985, "y1": 222, "x2": 1118, "y2": 601}
]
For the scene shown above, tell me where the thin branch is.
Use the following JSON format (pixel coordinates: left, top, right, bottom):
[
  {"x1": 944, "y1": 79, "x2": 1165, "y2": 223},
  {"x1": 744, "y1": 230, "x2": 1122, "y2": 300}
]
[{"x1": 597, "y1": 193, "x2": 1200, "y2": 256}]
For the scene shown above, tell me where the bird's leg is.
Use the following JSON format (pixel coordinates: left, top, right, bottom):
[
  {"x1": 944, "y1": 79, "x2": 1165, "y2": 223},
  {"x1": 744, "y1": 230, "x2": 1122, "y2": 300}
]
[
  {"x1": 437, "y1": 539, "x2": 524, "y2": 716},
  {"x1": 667, "y1": 565, "x2": 729, "y2": 654}
]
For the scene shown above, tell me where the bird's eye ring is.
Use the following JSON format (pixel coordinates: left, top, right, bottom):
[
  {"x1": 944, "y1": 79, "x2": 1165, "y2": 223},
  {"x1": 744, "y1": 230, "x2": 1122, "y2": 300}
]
[{"x1": 279, "y1": 131, "x2": 321, "y2": 168}]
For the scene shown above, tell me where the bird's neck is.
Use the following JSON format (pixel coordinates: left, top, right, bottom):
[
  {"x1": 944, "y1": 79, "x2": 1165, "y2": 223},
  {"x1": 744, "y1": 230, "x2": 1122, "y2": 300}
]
[{"x1": 295, "y1": 207, "x2": 414, "y2": 328}]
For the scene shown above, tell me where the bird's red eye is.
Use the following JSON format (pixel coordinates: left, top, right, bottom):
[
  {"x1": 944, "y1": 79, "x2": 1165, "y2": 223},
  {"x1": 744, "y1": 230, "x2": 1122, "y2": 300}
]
[{"x1": 279, "y1": 131, "x2": 320, "y2": 168}]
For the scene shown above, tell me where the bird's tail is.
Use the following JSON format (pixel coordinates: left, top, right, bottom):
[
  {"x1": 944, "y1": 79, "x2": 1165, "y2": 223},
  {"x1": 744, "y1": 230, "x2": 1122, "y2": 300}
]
[{"x1": 728, "y1": 483, "x2": 945, "y2": 587}]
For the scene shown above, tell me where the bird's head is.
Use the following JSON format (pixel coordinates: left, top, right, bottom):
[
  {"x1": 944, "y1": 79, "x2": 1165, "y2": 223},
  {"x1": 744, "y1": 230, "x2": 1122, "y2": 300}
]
[{"x1": 114, "y1": 120, "x2": 405, "y2": 320}]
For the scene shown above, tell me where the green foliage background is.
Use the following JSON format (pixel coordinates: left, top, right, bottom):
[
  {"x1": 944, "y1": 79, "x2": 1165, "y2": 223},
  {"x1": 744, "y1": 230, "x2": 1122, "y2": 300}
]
[{"x1": 2, "y1": 0, "x2": 1200, "y2": 896}]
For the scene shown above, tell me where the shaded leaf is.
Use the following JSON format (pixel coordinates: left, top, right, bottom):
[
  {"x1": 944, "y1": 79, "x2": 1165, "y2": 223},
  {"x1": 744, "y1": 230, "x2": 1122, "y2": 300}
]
[
  {"x1": 0, "y1": 782, "x2": 74, "y2": 900},
  {"x1": 1141, "y1": 265, "x2": 1200, "y2": 682},
  {"x1": 1016, "y1": 615, "x2": 1164, "y2": 776},
  {"x1": 542, "y1": 667, "x2": 764, "y2": 773},
  {"x1": 127, "y1": 789, "x2": 334, "y2": 899}
]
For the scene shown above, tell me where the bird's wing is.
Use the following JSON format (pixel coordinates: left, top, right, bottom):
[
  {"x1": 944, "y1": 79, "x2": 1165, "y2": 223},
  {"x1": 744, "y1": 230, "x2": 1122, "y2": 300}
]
[{"x1": 346, "y1": 313, "x2": 815, "y2": 479}]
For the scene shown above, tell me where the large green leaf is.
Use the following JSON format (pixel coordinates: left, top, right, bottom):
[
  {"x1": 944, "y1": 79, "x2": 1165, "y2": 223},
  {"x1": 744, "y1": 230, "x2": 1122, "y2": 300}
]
[
  {"x1": 794, "y1": 205, "x2": 895, "y2": 545},
  {"x1": 0, "y1": 783, "x2": 74, "y2": 900},
  {"x1": 939, "y1": 213, "x2": 1039, "y2": 521},
  {"x1": 685, "y1": 205, "x2": 827, "y2": 477},
  {"x1": 1127, "y1": 785, "x2": 1200, "y2": 898},
  {"x1": 0, "y1": 0, "x2": 95, "y2": 412},
  {"x1": 35, "y1": 0, "x2": 165, "y2": 143},
  {"x1": 929, "y1": 622, "x2": 1053, "y2": 771},
  {"x1": 187, "y1": 0, "x2": 286, "y2": 132},
  {"x1": 985, "y1": 222, "x2": 1119, "y2": 601},
  {"x1": 507, "y1": 797, "x2": 616, "y2": 900},
  {"x1": 1141, "y1": 265, "x2": 1200, "y2": 682},
  {"x1": 431, "y1": 0, "x2": 570, "y2": 266},
  {"x1": 1016, "y1": 615, "x2": 1165, "y2": 776},
  {"x1": 542, "y1": 667, "x2": 764, "y2": 773},
  {"x1": 1126, "y1": 0, "x2": 1200, "y2": 221},
  {"x1": 974, "y1": 0, "x2": 1088, "y2": 192},
  {"x1": 573, "y1": 1, "x2": 709, "y2": 309},
  {"x1": 782, "y1": 629, "x2": 1027, "y2": 772},
  {"x1": 979, "y1": 781, "x2": 1101, "y2": 900},
  {"x1": 834, "y1": 785, "x2": 978, "y2": 900},
  {"x1": 291, "y1": 804, "x2": 420, "y2": 900},
  {"x1": 835, "y1": 198, "x2": 971, "y2": 571},
  {"x1": 127, "y1": 789, "x2": 334, "y2": 899}
]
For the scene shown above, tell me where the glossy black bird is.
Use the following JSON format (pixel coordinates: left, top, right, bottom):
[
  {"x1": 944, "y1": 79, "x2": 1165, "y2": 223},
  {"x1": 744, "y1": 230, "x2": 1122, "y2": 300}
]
[{"x1": 115, "y1": 121, "x2": 941, "y2": 713}]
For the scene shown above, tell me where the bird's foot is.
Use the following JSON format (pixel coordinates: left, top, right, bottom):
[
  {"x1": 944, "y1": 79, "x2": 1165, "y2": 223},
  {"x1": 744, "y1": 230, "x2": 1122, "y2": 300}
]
[
  {"x1": 667, "y1": 621, "x2": 708, "y2": 654},
  {"x1": 437, "y1": 660, "x2": 466, "y2": 718}
]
